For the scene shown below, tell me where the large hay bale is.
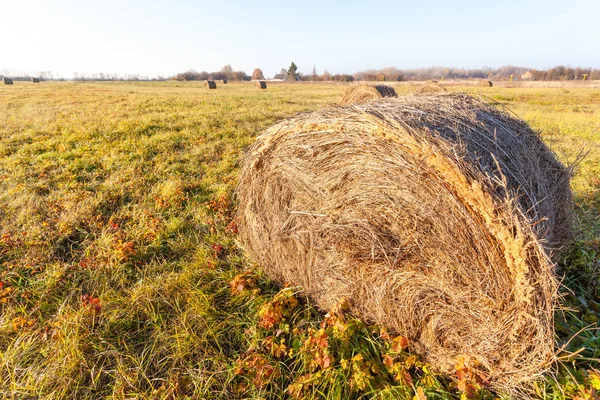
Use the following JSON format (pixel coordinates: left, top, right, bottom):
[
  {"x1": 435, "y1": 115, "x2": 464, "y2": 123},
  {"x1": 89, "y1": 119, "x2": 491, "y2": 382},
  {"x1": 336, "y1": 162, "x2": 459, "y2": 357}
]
[
  {"x1": 256, "y1": 80, "x2": 267, "y2": 89},
  {"x1": 223, "y1": 79, "x2": 228, "y2": 84},
  {"x1": 31, "y1": 77, "x2": 40, "y2": 83},
  {"x1": 478, "y1": 79, "x2": 493, "y2": 87},
  {"x1": 415, "y1": 81, "x2": 447, "y2": 94},
  {"x1": 205, "y1": 80, "x2": 217, "y2": 89},
  {"x1": 237, "y1": 93, "x2": 572, "y2": 393},
  {"x1": 340, "y1": 84, "x2": 397, "y2": 105},
  {"x1": 2, "y1": 77, "x2": 13, "y2": 85}
]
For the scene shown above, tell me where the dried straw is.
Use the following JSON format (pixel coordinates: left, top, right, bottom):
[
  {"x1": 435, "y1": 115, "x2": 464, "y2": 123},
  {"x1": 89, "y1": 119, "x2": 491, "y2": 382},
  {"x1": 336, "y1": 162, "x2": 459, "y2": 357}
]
[
  {"x1": 415, "y1": 81, "x2": 447, "y2": 94},
  {"x1": 341, "y1": 84, "x2": 397, "y2": 105},
  {"x1": 236, "y1": 93, "x2": 572, "y2": 395}
]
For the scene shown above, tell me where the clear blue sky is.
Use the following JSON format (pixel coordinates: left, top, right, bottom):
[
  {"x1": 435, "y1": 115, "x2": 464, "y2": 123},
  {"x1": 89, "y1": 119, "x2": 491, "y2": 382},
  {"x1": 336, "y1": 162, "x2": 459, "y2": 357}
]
[{"x1": 2, "y1": 0, "x2": 599, "y2": 78}]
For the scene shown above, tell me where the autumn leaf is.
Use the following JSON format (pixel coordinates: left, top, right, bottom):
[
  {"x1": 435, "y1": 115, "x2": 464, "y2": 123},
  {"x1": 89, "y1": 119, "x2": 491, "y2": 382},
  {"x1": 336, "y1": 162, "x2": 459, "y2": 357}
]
[{"x1": 391, "y1": 335, "x2": 409, "y2": 352}]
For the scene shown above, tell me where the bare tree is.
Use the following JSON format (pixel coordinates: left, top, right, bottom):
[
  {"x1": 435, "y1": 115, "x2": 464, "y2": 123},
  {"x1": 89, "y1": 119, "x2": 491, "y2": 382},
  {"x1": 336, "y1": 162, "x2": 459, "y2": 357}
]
[
  {"x1": 221, "y1": 65, "x2": 233, "y2": 80},
  {"x1": 252, "y1": 68, "x2": 265, "y2": 80}
]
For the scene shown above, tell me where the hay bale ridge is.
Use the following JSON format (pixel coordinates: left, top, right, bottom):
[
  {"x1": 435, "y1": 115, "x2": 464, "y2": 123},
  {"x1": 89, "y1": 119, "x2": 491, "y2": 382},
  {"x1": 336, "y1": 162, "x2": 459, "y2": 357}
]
[
  {"x1": 340, "y1": 84, "x2": 397, "y2": 105},
  {"x1": 3, "y1": 77, "x2": 13, "y2": 85},
  {"x1": 31, "y1": 77, "x2": 40, "y2": 83},
  {"x1": 205, "y1": 80, "x2": 217, "y2": 89},
  {"x1": 415, "y1": 81, "x2": 447, "y2": 94},
  {"x1": 237, "y1": 93, "x2": 572, "y2": 394},
  {"x1": 255, "y1": 80, "x2": 267, "y2": 89}
]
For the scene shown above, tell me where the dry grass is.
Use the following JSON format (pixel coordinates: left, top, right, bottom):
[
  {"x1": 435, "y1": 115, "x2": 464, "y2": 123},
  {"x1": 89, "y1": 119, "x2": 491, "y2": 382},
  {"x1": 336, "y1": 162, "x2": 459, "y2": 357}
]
[
  {"x1": 237, "y1": 93, "x2": 573, "y2": 395},
  {"x1": 0, "y1": 81, "x2": 598, "y2": 399},
  {"x1": 340, "y1": 84, "x2": 397, "y2": 105}
]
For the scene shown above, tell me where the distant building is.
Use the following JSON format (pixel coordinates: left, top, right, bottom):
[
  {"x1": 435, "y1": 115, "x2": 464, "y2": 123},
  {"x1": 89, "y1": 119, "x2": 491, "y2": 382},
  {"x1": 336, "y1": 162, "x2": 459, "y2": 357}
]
[{"x1": 521, "y1": 71, "x2": 533, "y2": 80}]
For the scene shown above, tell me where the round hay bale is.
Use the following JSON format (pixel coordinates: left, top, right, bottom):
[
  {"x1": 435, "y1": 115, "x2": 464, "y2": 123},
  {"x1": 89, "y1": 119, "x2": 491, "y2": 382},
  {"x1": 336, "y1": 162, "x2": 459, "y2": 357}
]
[
  {"x1": 255, "y1": 80, "x2": 267, "y2": 89},
  {"x1": 205, "y1": 80, "x2": 217, "y2": 89},
  {"x1": 478, "y1": 79, "x2": 493, "y2": 87},
  {"x1": 2, "y1": 77, "x2": 14, "y2": 85},
  {"x1": 31, "y1": 77, "x2": 40, "y2": 83},
  {"x1": 340, "y1": 84, "x2": 397, "y2": 105},
  {"x1": 415, "y1": 81, "x2": 447, "y2": 94},
  {"x1": 237, "y1": 93, "x2": 572, "y2": 393},
  {"x1": 223, "y1": 79, "x2": 228, "y2": 84}
]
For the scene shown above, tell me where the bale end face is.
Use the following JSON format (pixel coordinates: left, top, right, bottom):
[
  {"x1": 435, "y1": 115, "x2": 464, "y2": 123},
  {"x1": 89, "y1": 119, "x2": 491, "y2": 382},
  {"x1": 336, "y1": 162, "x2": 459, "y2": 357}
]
[{"x1": 237, "y1": 93, "x2": 572, "y2": 394}]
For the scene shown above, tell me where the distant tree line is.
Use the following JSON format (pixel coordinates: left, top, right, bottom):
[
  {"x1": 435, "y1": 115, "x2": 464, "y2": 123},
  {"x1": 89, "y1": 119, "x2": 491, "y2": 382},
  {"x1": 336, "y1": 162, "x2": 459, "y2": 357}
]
[
  {"x1": 173, "y1": 65, "x2": 250, "y2": 81},
  {"x1": 0, "y1": 69, "x2": 167, "y2": 81},
  {"x1": 351, "y1": 65, "x2": 600, "y2": 82},
  {"x1": 0, "y1": 70, "x2": 61, "y2": 81},
  {"x1": 287, "y1": 65, "x2": 600, "y2": 82},
  {"x1": 526, "y1": 66, "x2": 600, "y2": 81},
  {"x1": 3, "y1": 64, "x2": 600, "y2": 83},
  {"x1": 72, "y1": 72, "x2": 166, "y2": 81}
]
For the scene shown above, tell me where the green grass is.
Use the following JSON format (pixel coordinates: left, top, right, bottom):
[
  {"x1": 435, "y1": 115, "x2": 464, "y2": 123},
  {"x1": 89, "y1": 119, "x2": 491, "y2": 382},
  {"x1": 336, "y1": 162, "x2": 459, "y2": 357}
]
[{"x1": 0, "y1": 82, "x2": 599, "y2": 399}]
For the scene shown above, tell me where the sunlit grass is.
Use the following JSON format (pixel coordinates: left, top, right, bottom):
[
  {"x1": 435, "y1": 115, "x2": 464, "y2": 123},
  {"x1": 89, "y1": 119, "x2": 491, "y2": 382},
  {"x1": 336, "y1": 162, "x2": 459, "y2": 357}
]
[{"x1": 0, "y1": 82, "x2": 598, "y2": 399}]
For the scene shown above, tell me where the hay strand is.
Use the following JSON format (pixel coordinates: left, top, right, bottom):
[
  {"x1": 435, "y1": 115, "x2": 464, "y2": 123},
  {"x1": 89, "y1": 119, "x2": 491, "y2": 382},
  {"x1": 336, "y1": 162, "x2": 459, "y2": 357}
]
[
  {"x1": 236, "y1": 93, "x2": 572, "y2": 394},
  {"x1": 340, "y1": 84, "x2": 397, "y2": 105}
]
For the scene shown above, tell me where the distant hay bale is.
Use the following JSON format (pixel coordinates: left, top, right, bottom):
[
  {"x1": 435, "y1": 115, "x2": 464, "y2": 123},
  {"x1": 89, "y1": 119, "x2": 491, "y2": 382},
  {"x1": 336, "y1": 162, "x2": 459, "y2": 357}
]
[
  {"x1": 237, "y1": 93, "x2": 572, "y2": 394},
  {"x1": 478, "y1": 79, "x2": 493, "y2": 87},
  {"x1": 255, "y1": 80, "x2": 267, "y2": 89},
  {"x1": 31, "y1": 78, "x2": 40, "y2": 83},
  {"x1": 340, "y1": 84, "x2": 397, "y2": 105},
  {"x1": 2, "y1": 77, "x2": 13, "y2": 85},
  {"x1": 223, "y1": 79, "x2": 228, "y2": 84},
  {"x1": 205, "y1": 80, "x2": 217, "y2": 89},
  {"x1": 415, "y1": 81, "x2": 447, "y2": 94}
]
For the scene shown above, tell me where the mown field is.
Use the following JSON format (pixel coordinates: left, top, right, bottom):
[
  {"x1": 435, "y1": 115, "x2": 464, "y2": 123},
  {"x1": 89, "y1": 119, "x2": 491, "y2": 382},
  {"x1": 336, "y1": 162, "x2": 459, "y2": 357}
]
[{"x1": 0, "y1": 81, "x2": 599, "y2": 399}]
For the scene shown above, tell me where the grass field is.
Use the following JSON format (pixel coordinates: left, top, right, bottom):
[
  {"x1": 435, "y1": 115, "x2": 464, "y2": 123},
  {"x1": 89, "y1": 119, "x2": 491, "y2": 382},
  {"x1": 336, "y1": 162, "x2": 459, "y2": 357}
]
[{"x1": 0, "y1": 81, "x2": 599, "y2": 399}]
